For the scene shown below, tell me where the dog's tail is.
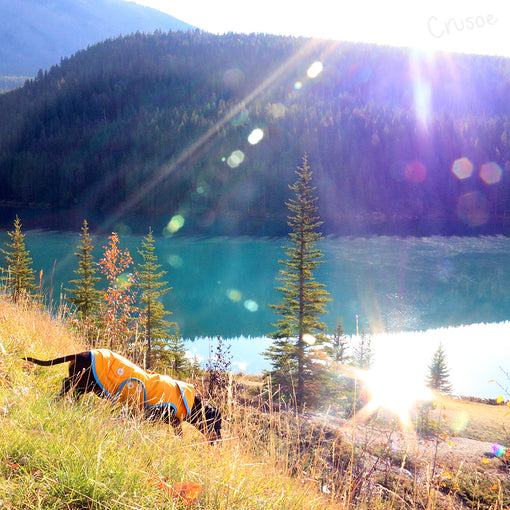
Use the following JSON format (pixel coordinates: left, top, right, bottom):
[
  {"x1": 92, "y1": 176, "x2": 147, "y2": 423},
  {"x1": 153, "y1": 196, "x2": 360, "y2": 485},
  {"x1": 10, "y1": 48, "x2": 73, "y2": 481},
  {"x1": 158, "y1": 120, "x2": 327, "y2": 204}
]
[{"x1": 23, "y1": 353, "x2": 83, "y2": 366}]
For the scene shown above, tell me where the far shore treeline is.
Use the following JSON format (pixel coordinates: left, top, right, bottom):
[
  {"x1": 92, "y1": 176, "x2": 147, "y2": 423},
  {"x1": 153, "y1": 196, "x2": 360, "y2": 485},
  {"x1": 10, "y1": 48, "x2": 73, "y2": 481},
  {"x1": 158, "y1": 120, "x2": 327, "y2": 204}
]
[{"x1": 1, "y1": 31, "x2": 510, "y2": 237}]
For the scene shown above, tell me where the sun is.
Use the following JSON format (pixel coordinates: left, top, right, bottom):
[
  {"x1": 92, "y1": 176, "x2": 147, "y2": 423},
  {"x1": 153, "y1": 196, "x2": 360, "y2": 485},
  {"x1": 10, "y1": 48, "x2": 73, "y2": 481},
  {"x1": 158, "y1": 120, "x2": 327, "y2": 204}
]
[{"x1": 354, "y1": 366, "x2": 434, "y2": 427}]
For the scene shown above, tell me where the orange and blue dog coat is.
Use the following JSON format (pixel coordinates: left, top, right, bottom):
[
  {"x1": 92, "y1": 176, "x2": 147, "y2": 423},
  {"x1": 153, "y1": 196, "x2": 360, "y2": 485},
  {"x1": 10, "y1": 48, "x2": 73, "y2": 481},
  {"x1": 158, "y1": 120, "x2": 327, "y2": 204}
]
[{"x1": 90, "y1": 349, "x2": 195, "y2": 422}]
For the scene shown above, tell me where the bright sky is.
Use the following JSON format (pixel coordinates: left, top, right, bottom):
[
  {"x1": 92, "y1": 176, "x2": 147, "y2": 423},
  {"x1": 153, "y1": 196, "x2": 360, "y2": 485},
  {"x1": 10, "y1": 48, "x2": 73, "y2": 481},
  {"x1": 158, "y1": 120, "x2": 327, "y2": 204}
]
[{"x1": 126, "y1": 0, "x2": 509, "y2": 58}]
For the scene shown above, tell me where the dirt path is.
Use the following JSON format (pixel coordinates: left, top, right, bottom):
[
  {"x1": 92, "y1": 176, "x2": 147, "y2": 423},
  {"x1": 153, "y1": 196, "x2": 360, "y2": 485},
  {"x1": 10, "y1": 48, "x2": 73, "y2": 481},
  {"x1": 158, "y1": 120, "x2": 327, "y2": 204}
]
[
  {"x1": 340, "y1": 420, "x2": 498, "y2": 468},
  {"x1": 424, "y1": 436, "x2": 495, "y2": 463}
]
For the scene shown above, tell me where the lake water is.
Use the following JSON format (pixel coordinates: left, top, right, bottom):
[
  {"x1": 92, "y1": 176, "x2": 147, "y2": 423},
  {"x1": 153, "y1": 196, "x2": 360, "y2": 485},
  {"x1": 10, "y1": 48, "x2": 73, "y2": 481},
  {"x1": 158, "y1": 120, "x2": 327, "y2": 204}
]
[
  {"x1": 183, "y1": 322, "x2": 510, "y2": 399},
  {"x1": 2, "y1": 231, "x2": 510, "y2": 398}
]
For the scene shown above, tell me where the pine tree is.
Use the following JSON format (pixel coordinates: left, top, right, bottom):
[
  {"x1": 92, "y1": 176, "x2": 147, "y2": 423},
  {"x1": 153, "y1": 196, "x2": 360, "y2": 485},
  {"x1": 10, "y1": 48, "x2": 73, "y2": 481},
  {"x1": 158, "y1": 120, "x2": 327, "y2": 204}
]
[
  {"x1": 264, "y1": 154, "x2": 331, "y2": 406},
  {"x1": 325, "y1": 321, "x2": 350, "y2": 364},
  {"x1": 66, "y1": 219, "x2": 102, "y2": 344},
  {"x1": 353, "y1": 330, "x2": 373, "y2": 370},
  {"x1": 137, "y1": 227, "x2": 176, "y2": 369},
  {"x1": 426, "y1": 343, "x2": 452, "y2": 393},
  {"x1": 162, "y1": 332, "x2": 190, "y2": 376},
  {"x1": 1, "y1": 216, "x2": 37, "y2": 302}
]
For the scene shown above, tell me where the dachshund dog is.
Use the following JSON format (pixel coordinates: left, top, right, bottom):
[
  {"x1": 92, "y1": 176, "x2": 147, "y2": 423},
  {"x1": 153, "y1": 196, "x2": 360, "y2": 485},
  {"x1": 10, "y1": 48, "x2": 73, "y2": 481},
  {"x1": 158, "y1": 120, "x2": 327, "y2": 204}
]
[{"x1": 24, "y1": 349, "x2": 221, "y2": 442}]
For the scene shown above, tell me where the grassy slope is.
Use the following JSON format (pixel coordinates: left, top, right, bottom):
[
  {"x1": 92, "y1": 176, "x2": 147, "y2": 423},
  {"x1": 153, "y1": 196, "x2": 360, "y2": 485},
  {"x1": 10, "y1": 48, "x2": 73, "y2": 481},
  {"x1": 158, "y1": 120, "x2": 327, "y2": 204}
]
[
  {"x1": 437, "y1": 395, "x2": 510, "y2": 443},
  {"x1": 0, "y1": 298, "x2": 337, "y2": 509},
  {"x1": 1, "y1": 297, "x2": 509, "y2": 509}
]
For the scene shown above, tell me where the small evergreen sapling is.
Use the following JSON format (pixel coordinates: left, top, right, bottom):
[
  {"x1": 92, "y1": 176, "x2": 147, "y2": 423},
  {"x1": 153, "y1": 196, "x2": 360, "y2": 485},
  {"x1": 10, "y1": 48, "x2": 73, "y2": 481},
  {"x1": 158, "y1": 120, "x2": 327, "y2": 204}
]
[
  {"x1": 1, "y1": 216, "x2": 37, "y2": 302},
  {"x1": 66, "y1": 219, "x2": 102, "y2": 344},
  {"x1": 325, "y1": 321, "x2": 350, "y2": 364},
  {"x1": 426, "y1": 343, "x2": 452, "y2": 393},
  {"x1": 353, "y1": 330, "x2": 373, "y2": 370}
]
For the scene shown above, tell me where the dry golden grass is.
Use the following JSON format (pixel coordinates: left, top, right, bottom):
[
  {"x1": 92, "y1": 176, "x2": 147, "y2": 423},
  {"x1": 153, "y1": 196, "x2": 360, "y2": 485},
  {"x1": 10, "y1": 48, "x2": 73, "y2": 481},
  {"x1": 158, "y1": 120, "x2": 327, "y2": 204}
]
[
  {"x1": 0, "y1": 297, "x2": 85, "y2": 357},
  {"x1": 0, "y1": 296, "x2": 340, "y2": 509},
  {"x1": 436, "y1": 394, "x2": 510, "y2": 443}
]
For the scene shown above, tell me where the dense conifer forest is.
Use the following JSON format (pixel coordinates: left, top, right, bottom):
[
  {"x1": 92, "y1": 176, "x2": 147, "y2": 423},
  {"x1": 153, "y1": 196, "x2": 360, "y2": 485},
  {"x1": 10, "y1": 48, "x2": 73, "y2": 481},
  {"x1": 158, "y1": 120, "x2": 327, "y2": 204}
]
[{"x1": 1, "y1": 30, "x2": 510, "y2": 236}]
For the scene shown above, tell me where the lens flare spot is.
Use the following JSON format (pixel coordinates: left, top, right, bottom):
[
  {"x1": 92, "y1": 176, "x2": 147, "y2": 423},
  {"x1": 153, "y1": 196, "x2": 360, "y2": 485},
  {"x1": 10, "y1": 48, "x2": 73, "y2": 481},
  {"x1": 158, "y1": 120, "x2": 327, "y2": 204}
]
[
  {"x1": 404, "y1": 160, "x2": 427, "y2": 183},
  {"x1": 303, "y1": 333, "x2": 316, "y2": 345},
  {"x1": 231, "y1": 109, "x2": 249, "y2": 126},
  {"x1": 116, "y1": 273, "x2": 132, "y2": 288},
  {"x1": 450, "y1": 411, "x2": 469, "y2": 432},
  {"x1": 294, "y1": 81, "x2": 303, "y2": 90},
  {"x1": 492, "y1": 443, "x2": 507, "y2": 457},
  {"x1": 248, "y1": 128, "x2": 264, "y2": 145},
  {"x1": 227, "y1": 289, "x2": 242, "y2": 302},
  {"x1": 480, "y1": 161, "x2": 502, "y2": 184},
  {"x1": 167, "y1": 254, "x2": 183, "y2": 268},
  {"x1": 243, "y1": 299, "x2": 258, "y2": 312},
  {"x1": 165, "y1": 215, "x2": 185, "y2": 234},
  {"x1": 222, "y1": 67, "x2": 244, "y2": 88},
  {"x1": 457, "y1": 191, "x2": 489, "y2": 227},
  {"x1": 267, "y1": 102, "x2": 286, "y2": 118},
  {"x1": 227, "y1": 150, "x2": 245, "y2": 168},
  {"x1": 347, "y1": 63, "x2": 372, "y2": 84},
  {"x1": 452, "y1": 157, "x2": 473, "y2": 180},
  {"x1": 196, "y1": 181, "x2": 209, "y2": 195},
  {"x1": 113, "y1": 222, "x2": 132, "y2": 236},
  {"x1": 307, "y1": 61, "x2": 323, "y2": 79}
]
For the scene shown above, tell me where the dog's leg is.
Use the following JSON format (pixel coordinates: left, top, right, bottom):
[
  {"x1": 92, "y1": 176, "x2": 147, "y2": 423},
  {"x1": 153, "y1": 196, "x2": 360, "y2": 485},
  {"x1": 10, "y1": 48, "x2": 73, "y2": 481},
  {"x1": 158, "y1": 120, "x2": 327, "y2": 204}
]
[
  {"x1": 58, "y1": 377, "x2": 75, "y2": 399},
  {"x1": 171, "y1": 417, "x2": 183, "y2": 437},
  {"x1": 58, "y1": 374, "x2": 88, "y2": 400},
  {"x1": 144, "y1": 406, "x2": 183, "y2": 437},
  {"x1": 58, "y1": 355, "x2": 97, "y2": 400},
  {"x1": 67, "y1": 353, "x2": 99, "y2": 398}
]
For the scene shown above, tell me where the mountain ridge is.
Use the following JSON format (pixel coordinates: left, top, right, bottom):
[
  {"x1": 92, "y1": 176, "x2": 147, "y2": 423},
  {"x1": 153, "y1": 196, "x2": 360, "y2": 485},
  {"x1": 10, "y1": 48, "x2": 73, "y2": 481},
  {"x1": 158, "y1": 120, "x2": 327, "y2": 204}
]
[{"x1": 0, "y1": 0, "x2": 194, "y2": 86}]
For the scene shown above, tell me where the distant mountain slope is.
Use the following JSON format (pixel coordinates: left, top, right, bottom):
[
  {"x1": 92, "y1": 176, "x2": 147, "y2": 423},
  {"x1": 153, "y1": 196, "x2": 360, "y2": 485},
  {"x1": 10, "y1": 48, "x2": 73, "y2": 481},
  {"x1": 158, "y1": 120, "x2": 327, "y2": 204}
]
[
  {"x1": 1, "y1": 31, "x2": 510, "y2": 236},
  {"x1": 0, "y1": 0, "x2": 193, "y2": 78}
]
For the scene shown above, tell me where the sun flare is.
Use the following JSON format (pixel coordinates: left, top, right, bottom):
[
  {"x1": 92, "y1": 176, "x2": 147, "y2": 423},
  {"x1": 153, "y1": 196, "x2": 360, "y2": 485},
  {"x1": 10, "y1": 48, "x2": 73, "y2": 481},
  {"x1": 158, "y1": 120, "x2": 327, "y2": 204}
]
[{"x1": 354, "y1": 367, "x2": 434, "y2": 427}]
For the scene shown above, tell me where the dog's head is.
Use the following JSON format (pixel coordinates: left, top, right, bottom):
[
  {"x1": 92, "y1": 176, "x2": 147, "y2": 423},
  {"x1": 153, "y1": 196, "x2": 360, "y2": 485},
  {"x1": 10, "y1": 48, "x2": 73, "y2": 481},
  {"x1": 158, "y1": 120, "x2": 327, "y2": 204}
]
[{"x1": 189, "y1": 395, "x2": 222, "y2": 443}]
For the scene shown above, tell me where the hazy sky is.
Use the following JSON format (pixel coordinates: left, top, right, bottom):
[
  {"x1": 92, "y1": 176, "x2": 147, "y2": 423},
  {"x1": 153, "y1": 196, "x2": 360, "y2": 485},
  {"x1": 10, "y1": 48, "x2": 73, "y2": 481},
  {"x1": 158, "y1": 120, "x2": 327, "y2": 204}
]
[{"x1": 125, "y1": 0, "x2": 509, "y2": 57}]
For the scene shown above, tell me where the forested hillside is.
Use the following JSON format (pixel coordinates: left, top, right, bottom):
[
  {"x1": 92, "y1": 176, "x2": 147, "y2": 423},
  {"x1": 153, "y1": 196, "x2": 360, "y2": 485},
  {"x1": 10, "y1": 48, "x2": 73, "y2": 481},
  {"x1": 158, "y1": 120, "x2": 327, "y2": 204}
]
[{"x1": 1, "y1": 30, "x2": 510, "y2": 236}]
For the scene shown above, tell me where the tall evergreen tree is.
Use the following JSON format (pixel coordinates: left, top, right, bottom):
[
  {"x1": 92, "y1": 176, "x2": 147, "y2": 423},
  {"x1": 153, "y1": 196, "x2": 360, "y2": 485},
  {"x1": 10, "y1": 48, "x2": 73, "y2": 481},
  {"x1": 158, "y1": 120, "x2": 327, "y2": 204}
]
[
  {"x1": 1, "y1": 216, "x2": 37, "y2": 302},
  {"x1": 426, "y1": 343, "x2": 452, "y2": 393},
  {"x1": 137, "y1": 227, "x2": 176, "y2": 369},
  {"x1": 66, "y1": 219, "x2": 102, "y2": 344},
  {"x1": 264, "y1": 154, "x2": 331, "y2": 406}
]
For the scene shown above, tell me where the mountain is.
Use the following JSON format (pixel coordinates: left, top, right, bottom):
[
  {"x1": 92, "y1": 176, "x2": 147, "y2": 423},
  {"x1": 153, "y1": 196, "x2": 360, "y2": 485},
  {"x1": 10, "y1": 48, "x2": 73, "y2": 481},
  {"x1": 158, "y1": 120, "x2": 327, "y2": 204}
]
[
  {"x1": 1, "y1": 31, "x2": 510, "y2": 237},
  {"x1": 0, "y1": 0, "x2": 194, "y2": 89}
]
